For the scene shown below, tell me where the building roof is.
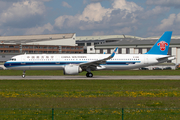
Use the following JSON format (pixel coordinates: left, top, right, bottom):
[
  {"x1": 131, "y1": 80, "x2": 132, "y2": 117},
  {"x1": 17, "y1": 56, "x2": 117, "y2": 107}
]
[
  {"x1": 0, "y1": 33, "x2": 75, "y2": 44},
  {"x1": 77, "y1": 35, "x2": 180, "y2": 41},
  {"x1": 76, "y1": 35, "x2": 142, "y2": 41},
  {"x1": 96, "y1": 38, "x2": 180, "y2": 46}
]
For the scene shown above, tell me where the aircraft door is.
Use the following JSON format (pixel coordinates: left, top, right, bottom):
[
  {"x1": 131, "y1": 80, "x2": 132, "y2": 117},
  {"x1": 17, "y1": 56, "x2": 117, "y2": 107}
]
[
  {"x1": 55, "y1": 56, "x2": 60, "y2": 64},
  {"x1": 144, "y1": 56, "x2": 148, "y2": 64},
  {"x1": 21, "y1": 56, "x2": 26, "y2": 65},
  {"x1": 21, "y1": 56, "x2": 30, "y2": 69}
]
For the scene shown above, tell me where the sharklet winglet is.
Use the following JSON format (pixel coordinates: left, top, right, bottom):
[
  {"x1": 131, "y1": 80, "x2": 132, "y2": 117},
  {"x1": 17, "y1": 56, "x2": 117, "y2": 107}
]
[{"x1": 111, "y1": 47, "x2": 118, "y2": 58}]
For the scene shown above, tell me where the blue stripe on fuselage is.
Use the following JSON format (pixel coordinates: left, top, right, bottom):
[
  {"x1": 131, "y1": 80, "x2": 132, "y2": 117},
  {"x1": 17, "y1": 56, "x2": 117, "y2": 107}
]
[{"x1": 4, "y1": 61, "x2": 141, "y2": 68}]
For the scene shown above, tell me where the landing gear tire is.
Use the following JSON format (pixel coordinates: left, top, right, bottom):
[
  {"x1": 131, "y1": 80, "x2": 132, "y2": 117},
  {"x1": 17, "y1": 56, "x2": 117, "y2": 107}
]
[
  {"x1": 86, "y1": 72, "x2": 93, "y2": 77},
  {"x1": 22, "y1": 74, "x2": 26, "y2": 78}
]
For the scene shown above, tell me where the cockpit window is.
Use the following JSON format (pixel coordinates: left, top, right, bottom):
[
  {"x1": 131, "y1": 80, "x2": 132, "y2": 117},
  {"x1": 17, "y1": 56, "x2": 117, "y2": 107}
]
[{"x1": 10, "y1": 58, "x2": 16, "y2": 61}]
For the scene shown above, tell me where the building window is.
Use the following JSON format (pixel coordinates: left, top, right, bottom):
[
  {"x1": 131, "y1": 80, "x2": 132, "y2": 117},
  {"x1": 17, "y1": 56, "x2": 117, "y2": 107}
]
[
  {"x1": 100, "y1": 49, "x2": 103, "y2": 54},
  {"x1": 87, "y1": 43, "x2": 91, "y2": 46},
  {"x1": 35, "y1": 46, "x2": 39, "y2": 49},
  {"x1": 147, "y1": 48, "x2": 151, "y2": 52},
  {"x1": 118, "y1": 48, "x2": 122, "y2": 54},
  {"x1": 23, "y1": 46, "x2": 29, "y2": 49},
  {"x1": 94, "y1": 42, "x2": 99, "y2": 45},
  {"x1": 78, "y1": 43, "x2": 85, "y2": 46},
  {"x1": 139, "y1": 48, "x2": 142, "y2": 54},
  {"x1": 126, "y1": 48, "x2": 130, "y2": 54},
  {"x1": 90, "y1": 48, "x2": 93, "y2": 51},
  {"x1": 168, "y1": 47, "x2": 172, "y2": 55},
  {"x1": 167, "y1": 47, "x2": 172, "y2": 63},
  {"x1": 24, "y1": 51, "x2": 28, "y2": 53},
  {"x1": 107, "y1": 49, "x2": 111, "y2": 54}
]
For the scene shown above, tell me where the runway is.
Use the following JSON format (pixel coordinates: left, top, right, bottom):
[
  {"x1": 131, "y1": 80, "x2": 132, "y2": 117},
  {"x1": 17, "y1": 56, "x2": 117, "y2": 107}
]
[{"x1": 0, "y1": 76, "x2": 180, "y2": 80}]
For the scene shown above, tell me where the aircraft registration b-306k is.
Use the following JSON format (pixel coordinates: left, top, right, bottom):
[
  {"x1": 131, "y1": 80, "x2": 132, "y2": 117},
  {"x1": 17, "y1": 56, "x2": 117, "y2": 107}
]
[{"x1": 4, "y1": 31, "x2": 175, "y2": 78}]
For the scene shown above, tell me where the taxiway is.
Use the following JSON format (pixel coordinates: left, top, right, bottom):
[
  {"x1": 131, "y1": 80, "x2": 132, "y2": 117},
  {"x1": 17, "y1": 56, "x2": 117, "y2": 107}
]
[{"x1": 0, "y1": 76, "x2": 180, "y2": 80}]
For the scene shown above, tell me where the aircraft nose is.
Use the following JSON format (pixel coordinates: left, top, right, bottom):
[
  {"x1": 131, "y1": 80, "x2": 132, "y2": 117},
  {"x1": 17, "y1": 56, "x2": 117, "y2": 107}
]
[{"x1": 4, "y1": 62, "x2": 9, "y2": 68}]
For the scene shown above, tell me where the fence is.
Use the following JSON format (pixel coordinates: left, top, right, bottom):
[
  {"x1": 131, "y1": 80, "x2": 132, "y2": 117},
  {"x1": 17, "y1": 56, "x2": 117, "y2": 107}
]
[{"x1": 0, "y1": 108, "x2": 180, "y2": 120}]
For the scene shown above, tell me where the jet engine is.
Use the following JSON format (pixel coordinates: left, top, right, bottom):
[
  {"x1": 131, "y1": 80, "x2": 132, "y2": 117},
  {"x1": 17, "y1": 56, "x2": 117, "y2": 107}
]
[{"x1": 64, "y1": 65, "x2": 82, "y2": 75}]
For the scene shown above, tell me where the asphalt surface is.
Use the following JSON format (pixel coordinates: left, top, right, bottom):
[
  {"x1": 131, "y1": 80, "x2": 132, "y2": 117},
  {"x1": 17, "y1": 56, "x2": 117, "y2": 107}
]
[{"x1": 0, "y1": 76, "x2": 180, "y2": 80}]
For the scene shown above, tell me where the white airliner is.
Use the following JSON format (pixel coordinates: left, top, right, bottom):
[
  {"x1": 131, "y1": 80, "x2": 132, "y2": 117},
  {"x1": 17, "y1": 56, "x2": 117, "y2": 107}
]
[{"x1": 4, "y1": 31, "x2": 175, "y2": 78}]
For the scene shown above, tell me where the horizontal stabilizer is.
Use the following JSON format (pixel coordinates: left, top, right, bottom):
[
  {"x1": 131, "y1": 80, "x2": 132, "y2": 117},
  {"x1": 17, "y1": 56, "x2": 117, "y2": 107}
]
[{"x1": 156, "y1": 56, "x2": 176, "y2": 62}]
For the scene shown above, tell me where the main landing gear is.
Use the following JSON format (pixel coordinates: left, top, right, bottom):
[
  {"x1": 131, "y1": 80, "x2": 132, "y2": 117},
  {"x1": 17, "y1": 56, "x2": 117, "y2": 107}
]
[
  {"x1": 22, "y1": 70, "x2": 26, "y2": 78},
  {"x1": 86, "y1": 72, "x2": 93, "y2": 77}
]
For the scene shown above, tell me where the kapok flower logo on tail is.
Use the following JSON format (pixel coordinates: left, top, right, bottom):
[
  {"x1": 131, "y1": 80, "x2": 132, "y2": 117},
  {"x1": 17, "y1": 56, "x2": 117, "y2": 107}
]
[{"x1": 157, "y1": 41, "x2": 168, "y2": 51}]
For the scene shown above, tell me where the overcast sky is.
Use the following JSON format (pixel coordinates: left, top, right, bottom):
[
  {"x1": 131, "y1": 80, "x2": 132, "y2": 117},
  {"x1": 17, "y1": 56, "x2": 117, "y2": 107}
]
[{"x1": 0, "y1": 0, "x2": 180, "y2": 37}]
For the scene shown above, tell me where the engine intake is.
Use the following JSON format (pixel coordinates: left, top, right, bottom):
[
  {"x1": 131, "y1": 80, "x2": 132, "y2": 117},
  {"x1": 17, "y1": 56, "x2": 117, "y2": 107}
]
[{"x1": 64, "y1": 65, "x2": 82, "y2": 75}]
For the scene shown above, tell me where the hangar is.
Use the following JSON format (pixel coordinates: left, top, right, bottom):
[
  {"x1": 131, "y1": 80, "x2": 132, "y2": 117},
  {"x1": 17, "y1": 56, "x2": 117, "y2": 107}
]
[{"x1": 0, "y1": 33, "x2": 83, "y2": 63}]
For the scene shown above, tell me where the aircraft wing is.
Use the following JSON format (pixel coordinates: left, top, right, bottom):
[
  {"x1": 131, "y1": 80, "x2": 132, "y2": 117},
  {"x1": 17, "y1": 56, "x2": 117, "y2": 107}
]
[{"x1": 79, "y1": 47, "x2": 118, "y2": 70}]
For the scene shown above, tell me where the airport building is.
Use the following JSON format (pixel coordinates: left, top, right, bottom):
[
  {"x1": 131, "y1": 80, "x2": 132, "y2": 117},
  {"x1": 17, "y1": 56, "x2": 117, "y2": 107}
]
[{"x1": 0, "y1": 33, "x2": 83, "y2": 62}]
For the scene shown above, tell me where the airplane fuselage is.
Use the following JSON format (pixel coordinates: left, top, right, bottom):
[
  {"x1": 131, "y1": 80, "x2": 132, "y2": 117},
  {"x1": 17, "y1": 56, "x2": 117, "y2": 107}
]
[{"x1": 4, "y1": 54, "x2": 171, "y2": 70}]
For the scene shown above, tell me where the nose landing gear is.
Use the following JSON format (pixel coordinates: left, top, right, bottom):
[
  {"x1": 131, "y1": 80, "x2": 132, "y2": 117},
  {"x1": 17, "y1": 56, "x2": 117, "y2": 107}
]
[{"x1": 22, "y1": 70, "x2": 26, "y2": 78}]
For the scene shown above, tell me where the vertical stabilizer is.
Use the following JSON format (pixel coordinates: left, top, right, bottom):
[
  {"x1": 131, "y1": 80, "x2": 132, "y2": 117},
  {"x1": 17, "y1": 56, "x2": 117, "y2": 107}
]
[{"x1": 145, "y1": 31, "x2": 172, "y2": 55}]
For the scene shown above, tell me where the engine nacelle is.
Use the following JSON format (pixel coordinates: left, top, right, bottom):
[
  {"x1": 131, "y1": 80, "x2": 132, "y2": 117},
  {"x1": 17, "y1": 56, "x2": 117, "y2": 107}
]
[{"x1": 64, "y1": 65, "x2": 82, "y2": 75}]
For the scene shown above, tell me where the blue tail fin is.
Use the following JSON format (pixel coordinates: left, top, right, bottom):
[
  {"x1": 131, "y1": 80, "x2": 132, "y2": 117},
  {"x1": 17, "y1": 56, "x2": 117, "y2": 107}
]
[{"x1": 145, "y1": 31, "x2": 172, "y2": 55}]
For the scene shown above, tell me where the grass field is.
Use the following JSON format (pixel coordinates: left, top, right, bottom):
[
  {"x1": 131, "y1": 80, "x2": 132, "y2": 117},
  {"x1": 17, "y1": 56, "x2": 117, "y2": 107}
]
[
  {"x1": 0, "y1": 69, "x2": 180, "y2": 76},
  {"x1": 0, "y1": 80, "x2": 180, "y2": 119}
]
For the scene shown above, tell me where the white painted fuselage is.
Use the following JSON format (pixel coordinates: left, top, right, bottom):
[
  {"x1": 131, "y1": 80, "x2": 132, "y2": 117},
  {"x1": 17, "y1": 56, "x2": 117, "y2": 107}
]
[{"x1": 4, "y1": 54, "x2": 173, "y2": 71}]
